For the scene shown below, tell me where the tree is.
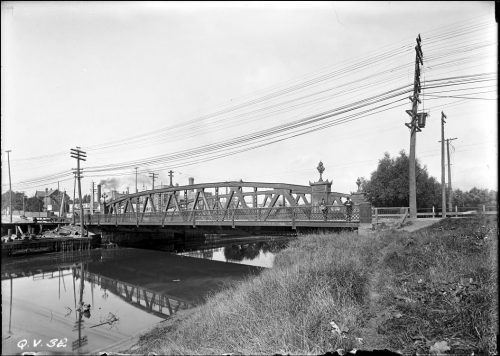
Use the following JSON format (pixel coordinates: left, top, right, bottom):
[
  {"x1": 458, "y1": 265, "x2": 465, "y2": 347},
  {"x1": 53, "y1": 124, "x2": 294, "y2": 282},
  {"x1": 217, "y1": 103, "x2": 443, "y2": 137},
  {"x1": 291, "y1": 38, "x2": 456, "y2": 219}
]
[
  {"x1": 1, "y1": 191, "x2": 26, "y2": 211},
  {"x1": 26, "y1": 196, "x2": 44, "y2": 212},
  {"x1": 453, "y1": 188, "x2": 497, "y2": 208},
  {"x1": 361, "y1": 151, "x2": 442, "y2": 208}
]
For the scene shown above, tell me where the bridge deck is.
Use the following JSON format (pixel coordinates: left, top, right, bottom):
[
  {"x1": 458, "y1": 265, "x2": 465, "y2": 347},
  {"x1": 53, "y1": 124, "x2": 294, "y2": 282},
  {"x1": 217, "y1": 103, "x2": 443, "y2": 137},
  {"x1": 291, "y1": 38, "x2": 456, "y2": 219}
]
[{"x1": 86, "y1": 207, "x2": 360, "y2": 229}]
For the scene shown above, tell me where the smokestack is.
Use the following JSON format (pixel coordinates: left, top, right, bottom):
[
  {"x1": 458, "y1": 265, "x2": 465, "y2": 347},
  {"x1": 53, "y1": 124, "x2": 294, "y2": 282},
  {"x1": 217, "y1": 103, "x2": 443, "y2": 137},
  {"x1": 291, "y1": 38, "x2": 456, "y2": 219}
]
[
  {"x1": 189, "y1": 177, "x2": 194, "y2": 192},
  {"x1": 97, "y1": 184, "x2": 102, "y2": 210}
]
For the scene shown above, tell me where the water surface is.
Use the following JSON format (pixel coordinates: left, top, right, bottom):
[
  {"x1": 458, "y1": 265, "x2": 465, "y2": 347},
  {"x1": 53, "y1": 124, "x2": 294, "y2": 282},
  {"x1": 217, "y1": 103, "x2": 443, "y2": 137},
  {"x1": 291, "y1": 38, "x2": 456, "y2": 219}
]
[{"x1": 1, "y1": 236, "x2": 293, "y2": 354}]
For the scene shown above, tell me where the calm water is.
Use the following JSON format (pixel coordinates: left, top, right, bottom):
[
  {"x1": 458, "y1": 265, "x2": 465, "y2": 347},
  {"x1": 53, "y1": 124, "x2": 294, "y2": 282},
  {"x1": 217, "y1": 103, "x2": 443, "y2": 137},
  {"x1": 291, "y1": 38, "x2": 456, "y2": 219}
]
[
  {"x1": 179, "y1": 238, "x2": 290, "y2": 268},
  {"x1": 1, "y1": 237, "x2": 290, "y2": 354}
]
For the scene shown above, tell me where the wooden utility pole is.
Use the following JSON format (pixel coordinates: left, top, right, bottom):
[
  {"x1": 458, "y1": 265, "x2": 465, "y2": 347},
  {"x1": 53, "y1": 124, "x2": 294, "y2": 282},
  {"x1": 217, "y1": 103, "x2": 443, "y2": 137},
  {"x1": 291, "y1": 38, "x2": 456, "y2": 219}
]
[
  {"x1": 135, "y1": 167, "x2": 138, "y2": 193},
  {"x1": 405, "y1": 34, "x2": 427, "y2": 220},
  {"x1": 135, "y1": 167, "x2": 139, "y2": 217},
  {"x1": 6, "y1": 150, "x2": 12, "y2": 223},
  {"x1": 149, "y1": 172, "x2": 158, "y2": 190},
  {"x1": 71, "y1": 147, "x2": 86, "y2": 237},
  {"x1": 90, "y1": 181, "x2": 95, "y2": 215},
  {"x1": 445, "y1": 137, "x2": 458, "y2": 211},
  {"x1": 73, "y1": 172, "x2": 76, "y2": 224},
  {"x1": 440, "y1": 112, "x2": 447, "y2": 218}
]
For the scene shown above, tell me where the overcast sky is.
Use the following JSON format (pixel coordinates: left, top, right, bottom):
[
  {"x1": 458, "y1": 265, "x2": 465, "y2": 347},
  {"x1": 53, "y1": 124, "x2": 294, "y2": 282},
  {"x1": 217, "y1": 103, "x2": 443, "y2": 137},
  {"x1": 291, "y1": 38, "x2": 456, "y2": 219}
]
[{"x1": 1, "y1": 1, "x2": 497, "y2": 200}]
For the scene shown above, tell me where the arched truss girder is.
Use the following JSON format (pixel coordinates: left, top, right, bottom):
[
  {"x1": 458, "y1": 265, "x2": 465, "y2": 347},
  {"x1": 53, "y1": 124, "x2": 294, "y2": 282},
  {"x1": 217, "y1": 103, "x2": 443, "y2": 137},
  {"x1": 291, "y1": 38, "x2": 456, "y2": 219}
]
[{"x1": 105, "y1": 181, "x2": 354, "y2": 225}]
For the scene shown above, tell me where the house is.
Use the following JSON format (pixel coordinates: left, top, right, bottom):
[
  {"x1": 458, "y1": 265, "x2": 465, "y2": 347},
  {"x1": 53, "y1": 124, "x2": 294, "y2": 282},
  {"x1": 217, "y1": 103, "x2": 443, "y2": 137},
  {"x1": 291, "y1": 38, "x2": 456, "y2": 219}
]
[{"x1": 35, "y1": 188, "x2": 71, "y2": 214}]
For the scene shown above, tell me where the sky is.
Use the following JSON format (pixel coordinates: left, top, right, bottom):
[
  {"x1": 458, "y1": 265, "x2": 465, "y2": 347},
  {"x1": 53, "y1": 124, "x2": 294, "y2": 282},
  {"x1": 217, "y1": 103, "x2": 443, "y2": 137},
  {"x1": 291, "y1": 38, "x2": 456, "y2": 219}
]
[{"x1": 1, "y1": 1, "x2": 497, "y2": 201}]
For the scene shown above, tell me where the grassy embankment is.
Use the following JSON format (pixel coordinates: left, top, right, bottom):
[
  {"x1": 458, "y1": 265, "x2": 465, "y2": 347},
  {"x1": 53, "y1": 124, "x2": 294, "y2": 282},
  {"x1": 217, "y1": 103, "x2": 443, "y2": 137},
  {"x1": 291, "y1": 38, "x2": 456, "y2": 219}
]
[{"x1": 130, "y1": 215, "x2": 497, "y2": 355}]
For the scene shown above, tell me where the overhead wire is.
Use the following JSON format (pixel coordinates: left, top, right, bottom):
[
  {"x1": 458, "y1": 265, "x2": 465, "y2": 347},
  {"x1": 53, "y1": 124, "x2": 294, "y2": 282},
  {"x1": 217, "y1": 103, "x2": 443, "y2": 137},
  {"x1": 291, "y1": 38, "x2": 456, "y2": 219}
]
[{"x1": 6, "y1": 15, "x2": 496, "y2": 191}]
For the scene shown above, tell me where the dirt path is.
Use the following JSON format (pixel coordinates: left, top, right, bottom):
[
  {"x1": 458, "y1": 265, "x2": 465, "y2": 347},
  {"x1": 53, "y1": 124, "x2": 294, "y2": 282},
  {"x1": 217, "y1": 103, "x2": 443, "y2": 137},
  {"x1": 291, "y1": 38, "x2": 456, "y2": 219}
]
[{"x1": 356, "y1": 240, "x2": 400, "y2": 351}]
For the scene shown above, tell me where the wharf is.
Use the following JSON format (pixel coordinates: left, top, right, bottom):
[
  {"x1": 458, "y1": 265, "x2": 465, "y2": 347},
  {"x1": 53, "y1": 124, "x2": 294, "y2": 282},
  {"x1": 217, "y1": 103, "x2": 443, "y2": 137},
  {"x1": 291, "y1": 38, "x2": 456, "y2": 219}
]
[{"x1": 2, "y1": 236, "x2": 94, "y2": 257}]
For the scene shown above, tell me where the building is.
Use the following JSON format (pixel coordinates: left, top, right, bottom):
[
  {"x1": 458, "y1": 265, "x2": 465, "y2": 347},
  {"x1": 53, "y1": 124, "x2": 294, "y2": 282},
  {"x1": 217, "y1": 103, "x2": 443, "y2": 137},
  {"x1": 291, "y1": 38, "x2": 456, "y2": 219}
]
[{"x1": 34, "y1": 188, "x2": 71, "y2": 214}]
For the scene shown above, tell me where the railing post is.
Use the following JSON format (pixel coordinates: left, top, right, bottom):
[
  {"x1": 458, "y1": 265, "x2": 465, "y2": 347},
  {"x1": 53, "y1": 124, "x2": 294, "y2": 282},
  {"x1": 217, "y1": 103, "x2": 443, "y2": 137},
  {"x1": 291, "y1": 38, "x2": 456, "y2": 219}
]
[
  {"x1": 432, "y1": 206, "x2": 435, "y2": 218},
  {"x1": 192, "y1": 210, "x2": 196, "y2": 228},
  {"x1": 482, "y1": 205, "x2": 485, "y2": 213},
  {"x1": 358, "y1": 203, "x2": 372, "y2": 224},
  {"x1": 375, "y1": 208, "x2": 378, "y2": 223}
]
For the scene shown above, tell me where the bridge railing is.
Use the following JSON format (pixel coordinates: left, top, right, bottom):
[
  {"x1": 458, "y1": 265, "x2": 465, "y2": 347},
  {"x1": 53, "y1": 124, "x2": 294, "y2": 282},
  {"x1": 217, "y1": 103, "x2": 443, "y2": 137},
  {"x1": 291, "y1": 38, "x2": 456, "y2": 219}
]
[{"x1": 92, "y1": 205, "x2": 360, "y2": 224}]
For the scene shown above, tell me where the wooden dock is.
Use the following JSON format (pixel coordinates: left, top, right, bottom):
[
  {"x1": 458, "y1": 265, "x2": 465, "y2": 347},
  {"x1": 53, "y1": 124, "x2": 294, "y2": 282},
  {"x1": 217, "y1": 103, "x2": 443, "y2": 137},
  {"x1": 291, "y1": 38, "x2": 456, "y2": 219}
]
[{"x1": 2, "y1": 237, "x2": 94, "y2": 257}]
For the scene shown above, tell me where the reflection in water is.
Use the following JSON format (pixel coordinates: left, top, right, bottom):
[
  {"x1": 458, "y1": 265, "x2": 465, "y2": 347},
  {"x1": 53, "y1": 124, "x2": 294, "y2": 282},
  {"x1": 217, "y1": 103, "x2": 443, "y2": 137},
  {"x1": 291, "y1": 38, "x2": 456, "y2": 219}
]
[
  {"x1": 2, "y1": 247, "x2": 261, "y2": 354},
  {"x1": 180, "y1": 238, "x2": 290, "y2": 268},
  {"x1": 80, "y1": 270, "x2": 192, "y2": 320}
]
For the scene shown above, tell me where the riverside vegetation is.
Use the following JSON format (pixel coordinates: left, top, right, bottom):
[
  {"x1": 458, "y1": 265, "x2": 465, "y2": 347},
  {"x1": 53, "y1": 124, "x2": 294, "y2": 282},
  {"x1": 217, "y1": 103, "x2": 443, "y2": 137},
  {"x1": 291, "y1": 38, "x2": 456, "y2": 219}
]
[{"x1": 128, "y1": 215, "x2": 497, "y2": 355}]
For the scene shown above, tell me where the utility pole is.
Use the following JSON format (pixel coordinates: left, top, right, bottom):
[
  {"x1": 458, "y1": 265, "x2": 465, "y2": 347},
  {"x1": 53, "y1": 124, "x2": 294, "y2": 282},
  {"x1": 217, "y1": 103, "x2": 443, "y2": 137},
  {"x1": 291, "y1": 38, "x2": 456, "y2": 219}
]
[
  {"x1": 90, "y1": 181, "x2": 95, "y2": 215},
  {"x1": 73, "y1": 172, "x2": 77, "y2": 224},
  {"x1": 71, "y1": 147, "x2": 86, "y2": 237},
  {"x1": 440, "y1": 112, "x2": 447, "y2": 218},
  {"x1": 62, "y1": 190, "x2": 67, "y2": 217},
  {"x1": 404, "y1": 34, "x2": 427, "y2": 220},
  {"x1": 6, "y1": 150, "x2": 12, "y2": 223},
  {"x1": 135, "y1": 167, "x2": 139, "y2": 214},
  {"x1": 58, "y1": 181, "x2": 60, "y2": 216},
  {"x1": 168, "y1": 170, "x2": 174, "y2": 187},
  {"x1": 149, "y1": 172, "x2": 158, "y2": 190},
  {"x1": 135, "y1": 168, "x2": 138, "y2": 193},
  {"x1": 443, "y1": 137, "x2": 458, "y2": 212}
]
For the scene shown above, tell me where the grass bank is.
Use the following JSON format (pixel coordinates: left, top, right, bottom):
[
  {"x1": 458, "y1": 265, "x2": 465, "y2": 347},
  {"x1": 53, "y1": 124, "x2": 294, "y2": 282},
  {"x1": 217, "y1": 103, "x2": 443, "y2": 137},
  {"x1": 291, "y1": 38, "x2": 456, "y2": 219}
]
[{"x1": 129, "y1": 215, "x2": 497, "y2": 355}]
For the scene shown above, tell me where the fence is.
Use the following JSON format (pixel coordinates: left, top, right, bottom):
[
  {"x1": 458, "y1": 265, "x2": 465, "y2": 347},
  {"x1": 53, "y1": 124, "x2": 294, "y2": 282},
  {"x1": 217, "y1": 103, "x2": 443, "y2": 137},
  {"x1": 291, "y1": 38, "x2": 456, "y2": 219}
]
[{"x1": 372, "y1": 205, "x2": 497, "y2": 222}]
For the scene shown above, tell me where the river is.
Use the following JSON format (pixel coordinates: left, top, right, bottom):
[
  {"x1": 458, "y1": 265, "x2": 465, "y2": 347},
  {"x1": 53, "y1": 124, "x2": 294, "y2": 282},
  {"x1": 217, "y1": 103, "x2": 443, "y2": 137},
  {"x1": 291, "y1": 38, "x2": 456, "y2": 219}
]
[{"x1": 1, "y1": 237, "x2": 291, "y2": 354}]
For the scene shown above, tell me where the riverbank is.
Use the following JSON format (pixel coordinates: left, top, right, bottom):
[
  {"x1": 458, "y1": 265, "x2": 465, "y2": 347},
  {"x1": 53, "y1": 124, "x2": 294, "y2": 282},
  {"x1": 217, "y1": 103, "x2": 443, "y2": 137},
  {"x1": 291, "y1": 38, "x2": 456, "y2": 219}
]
[{"x1": 125, "y1": 215, "x2": 497, "y2": 355}]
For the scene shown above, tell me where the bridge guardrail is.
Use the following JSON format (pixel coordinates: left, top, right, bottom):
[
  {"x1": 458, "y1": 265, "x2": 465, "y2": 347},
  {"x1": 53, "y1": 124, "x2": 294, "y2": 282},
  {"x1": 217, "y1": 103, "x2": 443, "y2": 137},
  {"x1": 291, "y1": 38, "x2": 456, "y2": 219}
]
[
  {"x1": 85, "y1": 205, "x2": 360, "y2": 225},
  {"x1": 372, "y1": 205, "x2": 497, "y2": 222}
]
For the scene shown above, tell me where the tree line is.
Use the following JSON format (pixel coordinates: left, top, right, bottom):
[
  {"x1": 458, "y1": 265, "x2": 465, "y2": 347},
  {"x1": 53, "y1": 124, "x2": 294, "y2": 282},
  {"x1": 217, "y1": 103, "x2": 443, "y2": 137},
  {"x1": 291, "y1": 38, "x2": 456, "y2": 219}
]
[{"x1": 359, "y1": 151, "x2": 497, "y2": 209}]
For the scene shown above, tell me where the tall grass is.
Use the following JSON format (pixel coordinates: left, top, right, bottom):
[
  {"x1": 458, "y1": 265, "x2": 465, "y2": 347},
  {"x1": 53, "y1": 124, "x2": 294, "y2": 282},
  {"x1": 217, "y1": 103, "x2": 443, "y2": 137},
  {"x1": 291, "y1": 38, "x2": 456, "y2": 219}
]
[
  {"x1": 137, "y1": 232, "x2": 374, "y2": 355},
  {"x1": 132, "y1": 215, "x2": 497, "y2": 355}
]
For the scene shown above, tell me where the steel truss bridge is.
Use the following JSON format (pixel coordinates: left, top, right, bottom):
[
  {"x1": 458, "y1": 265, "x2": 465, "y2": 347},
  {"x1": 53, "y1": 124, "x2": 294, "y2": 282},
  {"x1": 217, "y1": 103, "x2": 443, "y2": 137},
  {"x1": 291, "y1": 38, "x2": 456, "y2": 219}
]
[{"x1": 90, "y1": 181, "x2": 361, "y2": 229}]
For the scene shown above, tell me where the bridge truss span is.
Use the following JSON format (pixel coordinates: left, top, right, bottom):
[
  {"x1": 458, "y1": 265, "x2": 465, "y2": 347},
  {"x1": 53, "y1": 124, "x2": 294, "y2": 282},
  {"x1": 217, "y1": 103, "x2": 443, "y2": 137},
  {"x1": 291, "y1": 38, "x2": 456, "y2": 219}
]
[{"x1": 97, "y1": 181, "x2": 360, "y2": 228}]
